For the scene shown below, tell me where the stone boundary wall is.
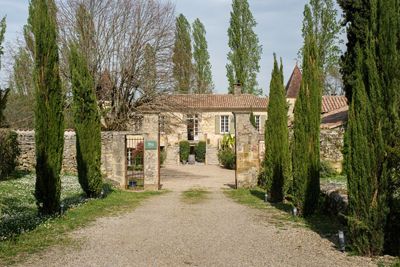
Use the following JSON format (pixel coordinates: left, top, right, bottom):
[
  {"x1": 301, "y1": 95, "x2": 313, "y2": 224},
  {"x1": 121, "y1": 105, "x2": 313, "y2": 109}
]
[
  {"x1": 17, "y1": 130, "x2": 116, "y2": 180},
  {"x1": 320, "y1": 127, "x2": 345, "y2": 170}
]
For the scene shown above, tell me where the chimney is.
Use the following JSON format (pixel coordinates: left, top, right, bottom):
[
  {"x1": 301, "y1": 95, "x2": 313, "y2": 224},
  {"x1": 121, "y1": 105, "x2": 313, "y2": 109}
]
[{"x1": 234, "y1": 82, "x2": 242, "y2": 95}]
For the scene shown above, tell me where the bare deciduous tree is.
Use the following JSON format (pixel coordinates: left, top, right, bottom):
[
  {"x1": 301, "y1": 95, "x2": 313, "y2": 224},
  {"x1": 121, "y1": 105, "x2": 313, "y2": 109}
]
[{"x1": 57, "y1": 0, "x2": 176, "y2": 130}]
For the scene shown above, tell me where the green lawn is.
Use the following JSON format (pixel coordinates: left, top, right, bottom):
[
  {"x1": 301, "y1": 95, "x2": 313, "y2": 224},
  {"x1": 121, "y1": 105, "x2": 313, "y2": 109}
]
[{"x1": 0, "y1": 174, "x2": 165, "y2": 265}]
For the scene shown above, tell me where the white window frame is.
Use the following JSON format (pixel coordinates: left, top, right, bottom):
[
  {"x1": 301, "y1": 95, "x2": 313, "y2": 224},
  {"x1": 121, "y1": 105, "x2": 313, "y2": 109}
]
[
  {"x1": 187, "y1": 114, "x2": 200, "y2": 140},
  {"x1": 220, "y1": 115, "x2": 229, "y2": 133}
]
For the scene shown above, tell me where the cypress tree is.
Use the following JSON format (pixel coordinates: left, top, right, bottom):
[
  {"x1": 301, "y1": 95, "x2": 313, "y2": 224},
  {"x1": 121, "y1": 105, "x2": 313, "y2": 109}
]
[
  {"x1": 264, "y1": 55, "x2": 291, "y2": 202},
  {"x1": 29, "y1": 0, "x2": 64, "y2": 215},
  {"x1": 173, "y1": 14, "x2": 192, "y2": 94},
  {"x1": 292, "y1": 6, "x2": 322, "y2": 216},
  {"x1": 340, "y1": 0, "x2": 391, "y2": 255},
  {"x1": 226, "y1": 0, "x2": 262, "y2": 95},
  {"x1": 376, "y1": 0, "x2": 400, "y2": 255},
  {"x1": 345, "y1": 44, "x2": 387, "y2": 256},
  {"x1": 142, "y1": 44, "x2": 157, "y2": 95},
  {"x1": 69, "y1": 44, "x2": 102, "y2": 198},
  {"x1": 192, "y1": 18, "x2": 213, "y2": 94}
]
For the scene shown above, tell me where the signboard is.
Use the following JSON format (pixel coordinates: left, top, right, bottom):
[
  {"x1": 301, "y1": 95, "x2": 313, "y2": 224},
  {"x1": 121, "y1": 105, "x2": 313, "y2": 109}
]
[{"x1": 145, "y1": 140, "x2": 158, "y2": 150}]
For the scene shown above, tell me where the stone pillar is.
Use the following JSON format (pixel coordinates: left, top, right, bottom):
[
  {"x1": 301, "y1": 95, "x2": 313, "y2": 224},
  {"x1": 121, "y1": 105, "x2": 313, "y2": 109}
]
[
  {"x1": 112, "y1": 132, "x2": 126, "y2": 187},
  {"x1": 141, "y1": 113, "x2": 160, "y2": 190},
  {"x1": 234, "y1": 112, "x2": 260, "y2": 188}
]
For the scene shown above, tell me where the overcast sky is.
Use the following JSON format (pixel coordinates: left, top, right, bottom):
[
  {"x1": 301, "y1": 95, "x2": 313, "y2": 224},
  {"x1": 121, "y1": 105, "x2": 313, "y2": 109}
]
[{"x1": 0, "y1": 0, "x2": 341, "y2": 95}]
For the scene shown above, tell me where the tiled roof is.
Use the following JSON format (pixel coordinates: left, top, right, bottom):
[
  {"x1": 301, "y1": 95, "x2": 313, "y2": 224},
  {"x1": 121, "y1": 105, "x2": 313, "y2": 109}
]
[
  {"x1": 321, "y1": 106, "x2": 348, "y2": 129},
  {"x1": 163, "y1": 94, "x2": 269, "y2": 111},
  {"x1": 286, "y1": 64, "x2": 302, "y2": 98},
  {"x1": 161, "y1": 94, "x2": 348, "y2": 114},
  {"x1": 322, "y1": 96, "x2": 348, "y2": 113}
]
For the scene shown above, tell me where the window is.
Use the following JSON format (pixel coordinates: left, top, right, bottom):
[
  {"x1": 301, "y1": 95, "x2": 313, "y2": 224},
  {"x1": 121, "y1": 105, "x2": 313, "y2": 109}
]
[
  {"x1": 220, "y1": 115, "x2": 229, "y2": 133},
  {"x1": 187, "y1": 114, "x2": 199, "y2": 140},
  {"x1": 255, "y1": 115, "x2": 261, "y2": 132}
]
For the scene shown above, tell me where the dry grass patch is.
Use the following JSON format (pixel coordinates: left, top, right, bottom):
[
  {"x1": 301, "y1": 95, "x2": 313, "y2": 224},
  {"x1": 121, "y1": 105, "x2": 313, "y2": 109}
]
[{"x1": 181, "y1": 188, "x2": 210, "y2": 204}]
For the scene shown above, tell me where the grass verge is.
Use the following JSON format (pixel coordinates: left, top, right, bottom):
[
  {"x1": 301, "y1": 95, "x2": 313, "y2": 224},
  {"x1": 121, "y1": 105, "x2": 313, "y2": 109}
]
[
  {"x1": 181, "y1": 188, "x2": 210, "y2": 204},
  {"x1": 0, "y1": 189, "x2": 165, "y2": 266},
  {"x1": 224, "y1": 188, "x2": 343, "y2": 239}
]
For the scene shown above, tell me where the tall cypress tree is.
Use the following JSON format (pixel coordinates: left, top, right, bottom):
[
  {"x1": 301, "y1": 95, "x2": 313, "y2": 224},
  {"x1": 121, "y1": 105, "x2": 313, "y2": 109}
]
[
  {"x1": 173, "y1": 14, "x2": 192, "y2": 94},
  {"x1": 292, "y1": 5, "x2": 322, "y2": 216},
  {"x1": 69, "y1": 44, "x2": 102, "y2": 198},
  {"x1": 345, "y1": 43, "x2": 387, "y2": 256},
  {"x1": 29, "y1": 0, "x2": 64, "y2": 215},
  {"x1": 264, "y1": 55, "x2": 291, "y2": 202},
  {"x1": 192, "y1": 18, "x2": 213, "y2": 94},
  {"x1": 340, "y1": 0, "x2": 393, "y2": 256},
  {"x1": 142, "y1": 44, "x2": 157, "y2": 95},
  {"x1": 376, "y1": 0, "x2": 400, "y2": 255},
  {"x1": 226, "y1": 0, "x2": 262, "y2": 95}
]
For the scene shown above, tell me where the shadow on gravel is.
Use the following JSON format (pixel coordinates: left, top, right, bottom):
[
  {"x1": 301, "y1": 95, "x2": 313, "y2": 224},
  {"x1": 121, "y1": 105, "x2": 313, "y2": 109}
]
[
  {"x1": 249, "y1": 188, "x2": 343, "y2": 250},
  {"x1": 160, "y1": 168, "x2": 208, "y2": 180}
]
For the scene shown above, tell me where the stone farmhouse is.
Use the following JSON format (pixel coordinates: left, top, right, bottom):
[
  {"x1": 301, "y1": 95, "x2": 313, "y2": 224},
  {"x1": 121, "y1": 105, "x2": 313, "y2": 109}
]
[{"x1": 159, "y1": 65, "x2": 349, "y2": 169}]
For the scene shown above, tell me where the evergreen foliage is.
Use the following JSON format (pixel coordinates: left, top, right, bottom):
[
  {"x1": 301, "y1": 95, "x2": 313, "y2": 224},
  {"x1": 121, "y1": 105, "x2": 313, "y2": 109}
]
[
  {"x1": 338, "y1": 0, "x2": 372, "y2": 102},
  {"x1": 264, "y1": 55, "x2": 291, "y2": 202},
  {"x1": 192, "y1": 19, "x2": 213, "y2": 94},
  {"x1": 299, "y1": 0, "x2": 342, "y2": 95},
  {"x1": 29, "y1": 0, "x2": 65, "y2": 215},
  {"x1": 345, "y1": 45, "x2": 387, "y2": 256},
  {"x1": 339, "y1": 0, "x2": 398, "y2": 256},
  {"x1": 0, "y1": 129, "x2": 20, "y2": 179},
  {"x1": 249, "y1": 110, "x2": 256, "y2": 129},
  {"x1": 142, "y1": 44, "x2": 157, "y2": 95},
  {"x1": 292, "y1": 16, "x2": 322, "y2": 216},
  {"x1": 194, "y1": 141, "x2": 206, "y2": 163},
  {"x1": 173, "y1": 14, "x2": 193, "y2": 94},
  {"x1": 226, "y1": 0, "x2": 262, "y2": 95},
  {"x1": 376, "y1": 0, "x2": 400, "y2": 255},
  {"x1": 69, "y1": 44, "x2": 102, "y2": 198},
  {"x1": 179, "y1": 141, "x2": 190, "y2": 163}
]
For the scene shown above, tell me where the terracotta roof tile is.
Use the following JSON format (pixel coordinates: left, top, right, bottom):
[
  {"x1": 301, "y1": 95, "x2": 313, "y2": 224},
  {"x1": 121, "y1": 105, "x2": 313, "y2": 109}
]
[
  {"x1": 286, "y1": 64, "x2": 302, "y2": 98},
  {"x1": 321, "y1": 96, "x2": 348, "y2": 113},
  {"x1": 164, "y1": 94, "x2": 269, "y2": 111}
]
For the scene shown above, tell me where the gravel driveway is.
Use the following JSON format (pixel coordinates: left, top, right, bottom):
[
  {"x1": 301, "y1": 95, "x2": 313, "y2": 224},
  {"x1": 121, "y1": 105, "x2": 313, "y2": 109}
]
[{"x1": 19, "y1": 165, "x2": 375, "y2": 267}]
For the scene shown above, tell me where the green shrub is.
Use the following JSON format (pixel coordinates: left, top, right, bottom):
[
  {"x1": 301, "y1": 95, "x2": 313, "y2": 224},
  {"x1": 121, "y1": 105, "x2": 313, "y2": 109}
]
[
  {"x1": 195, "y1": 141, "x2": 206, "y2": 162},
  {"x1": 160, "y1": 148, "x2": 167, "y2": 166},
  {"x1": 320, "y1": 160, "x2": 337, "y2": 178},
  {"x1": 179, "y1": 141, "x2": 190, "y2": 163},
  {"x1": 220, "y1": 134, "x2": 235, "y2": 150},
  {"x1": 0, "y1": 129, "x2": 20, "y2": 179},
  {"x1": 218, "y1": 148, "x2": 236, "y2": 170}
]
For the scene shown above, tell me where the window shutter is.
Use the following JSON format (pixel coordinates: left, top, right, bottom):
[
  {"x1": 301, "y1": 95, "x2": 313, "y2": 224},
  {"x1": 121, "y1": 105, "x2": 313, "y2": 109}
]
[
  {"x1": 230, "y1": 115, "x2": 235, "y2": 134},
  {"x1": 215, "y1": 115, "x2": 220, "y2": 134}
]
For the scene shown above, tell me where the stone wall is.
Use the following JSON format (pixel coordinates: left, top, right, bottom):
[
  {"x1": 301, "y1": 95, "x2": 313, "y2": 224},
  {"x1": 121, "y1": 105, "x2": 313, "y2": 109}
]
[
  {"x1": 320, "y1": 127, "x2": 345, "y2": 171},
  {"x1": 234, "y1": 112, "x2": 261, "y2": 188},
  {"x1": 16, "y1": 129, "x2": 162, "y2": 188},
  {"x1": 17, "y1": 130, "x2": 116, "y2": 179}
]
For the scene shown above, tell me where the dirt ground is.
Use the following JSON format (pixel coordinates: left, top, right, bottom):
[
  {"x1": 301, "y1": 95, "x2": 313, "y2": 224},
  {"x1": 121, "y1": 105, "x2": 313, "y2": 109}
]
[{"x1": 19, "y1": 165, "x2": 375, "y2": 267}]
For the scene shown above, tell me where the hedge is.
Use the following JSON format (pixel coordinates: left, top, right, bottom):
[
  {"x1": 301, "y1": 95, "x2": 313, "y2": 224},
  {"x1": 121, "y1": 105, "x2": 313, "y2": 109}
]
[{"x1": 0, "y1": 129, "x2": 20, "y2": 179}]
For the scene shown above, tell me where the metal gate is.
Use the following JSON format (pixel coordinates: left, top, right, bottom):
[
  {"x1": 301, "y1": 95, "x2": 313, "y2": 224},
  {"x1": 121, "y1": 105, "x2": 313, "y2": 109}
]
[{"x1": 126, "y1": 135, "x2": 144, "y2": 189}]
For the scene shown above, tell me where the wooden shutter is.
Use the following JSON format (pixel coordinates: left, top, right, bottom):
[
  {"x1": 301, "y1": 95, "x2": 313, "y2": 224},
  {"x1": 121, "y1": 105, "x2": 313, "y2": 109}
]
[{"x1": 215, "y1": 115, "x2": 220, "y2": 134}]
